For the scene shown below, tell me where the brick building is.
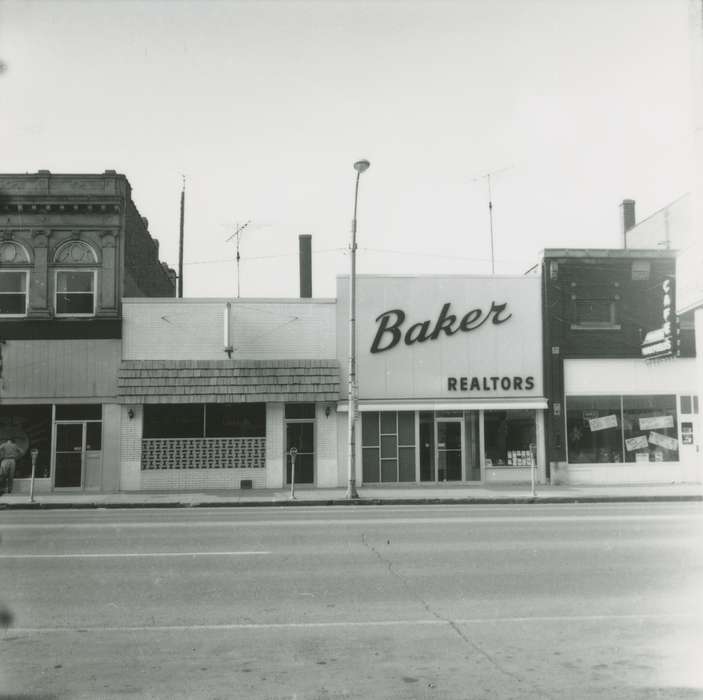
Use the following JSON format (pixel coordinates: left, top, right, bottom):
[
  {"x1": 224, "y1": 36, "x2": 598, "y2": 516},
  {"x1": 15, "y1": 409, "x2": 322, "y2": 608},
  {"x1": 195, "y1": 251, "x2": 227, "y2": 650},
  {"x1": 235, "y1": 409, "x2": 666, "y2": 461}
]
[
  {"x1": 542, "y1": 248, "x2": 698, "y2": 485},
  {"x1": 0, "y1": 171, "x2": 175, "y2": 494}
]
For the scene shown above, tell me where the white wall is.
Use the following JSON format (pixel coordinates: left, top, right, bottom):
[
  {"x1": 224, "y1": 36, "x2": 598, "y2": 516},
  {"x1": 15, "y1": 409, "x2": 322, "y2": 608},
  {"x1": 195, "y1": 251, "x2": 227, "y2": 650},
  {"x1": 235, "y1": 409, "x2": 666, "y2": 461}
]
[
  {"x1": 315, "y1": 403, "x2": 338, "y2": 487},
  {"x1": 120, "y1": 404, "x2": 143, "y2": 491},
  {"x1": 564, "y1": 358, "x2": 696, "y2": 394},
  {"x1": 123, "y1": 298, "x2": 337, "y2": 360},
  {"x1": 337, "y1": 275, "x2": 544, "y2": 401},
  {"x1": 266, "y1": 402, "x2": 285, "y2": 488}
]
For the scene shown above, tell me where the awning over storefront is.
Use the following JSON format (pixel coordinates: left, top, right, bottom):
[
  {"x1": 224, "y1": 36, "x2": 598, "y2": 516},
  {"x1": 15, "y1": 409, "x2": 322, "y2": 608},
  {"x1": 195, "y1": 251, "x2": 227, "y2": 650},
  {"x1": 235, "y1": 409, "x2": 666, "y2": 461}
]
[
  {"x1": 118, "y1": 359, "x2": 340, "y2": 404},
  {"x1": 337, "y1": 398, "x2": 548, "y2": 412}
]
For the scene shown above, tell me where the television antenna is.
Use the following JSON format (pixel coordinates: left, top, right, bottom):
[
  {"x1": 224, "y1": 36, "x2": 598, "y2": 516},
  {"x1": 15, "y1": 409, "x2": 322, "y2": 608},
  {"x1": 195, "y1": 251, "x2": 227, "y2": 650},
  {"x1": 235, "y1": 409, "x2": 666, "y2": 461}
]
[
  {"x1": 225, "y1": 220, "x2": 252, "y2": 298},
  {"x1": 473, "y1": 165, "x2": 513, "y2": 274}
]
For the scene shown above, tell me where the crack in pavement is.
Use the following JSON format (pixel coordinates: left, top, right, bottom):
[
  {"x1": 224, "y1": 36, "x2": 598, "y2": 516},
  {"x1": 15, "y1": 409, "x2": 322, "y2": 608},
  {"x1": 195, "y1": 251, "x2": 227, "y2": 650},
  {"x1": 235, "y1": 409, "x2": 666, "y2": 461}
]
[{"x1": 360, "y1": 532, "x2": 558, "y2": 699}]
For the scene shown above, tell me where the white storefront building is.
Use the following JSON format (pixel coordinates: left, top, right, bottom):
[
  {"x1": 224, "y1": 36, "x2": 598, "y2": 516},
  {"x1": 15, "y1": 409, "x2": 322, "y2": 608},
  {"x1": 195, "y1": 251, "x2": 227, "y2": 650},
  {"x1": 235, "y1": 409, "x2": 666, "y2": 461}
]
[{"x1": 117, "y1": 274, "x2": 548, "y2": 491}]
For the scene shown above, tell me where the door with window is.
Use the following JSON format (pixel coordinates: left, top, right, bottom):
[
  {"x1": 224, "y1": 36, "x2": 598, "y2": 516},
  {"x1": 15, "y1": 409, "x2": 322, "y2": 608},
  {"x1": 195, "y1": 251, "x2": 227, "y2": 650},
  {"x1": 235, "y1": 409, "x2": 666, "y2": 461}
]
[
  {"x1": 285, "y1": 403, "x2": 315, "y2": 485},
  {"x1": 436, "y1": 419, "x2": 463, "y2": 481},
  {"x1": 53, "y1": 405, "x2": 102, "y2": 490}
]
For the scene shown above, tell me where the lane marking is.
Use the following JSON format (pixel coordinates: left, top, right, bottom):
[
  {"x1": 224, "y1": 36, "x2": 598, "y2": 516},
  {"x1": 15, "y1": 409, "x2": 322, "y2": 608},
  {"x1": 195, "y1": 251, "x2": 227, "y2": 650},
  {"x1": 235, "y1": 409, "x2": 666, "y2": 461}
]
[
  {"x1": 9, "y1": 612, "x2": 700, "y2": 634},
  {"x1": 0, "y1": 551, "x2": 270, "y2": 559},
  {"x1": 0, "y1": 513, "x2": 701, "y2": 530}
]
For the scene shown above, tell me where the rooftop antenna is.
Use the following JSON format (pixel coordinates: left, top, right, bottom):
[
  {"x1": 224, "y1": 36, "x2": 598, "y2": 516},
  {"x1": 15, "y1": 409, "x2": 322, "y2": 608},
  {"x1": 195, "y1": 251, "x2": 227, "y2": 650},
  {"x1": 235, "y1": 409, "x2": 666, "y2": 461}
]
[
  {"x1": 225, "y1": 220, "x2": 252, "y2": 298},
  {"x1": 474, "y1": 165, "x2": 513, "y2": 274},
  {"x1": 178, "y1": 175, "x2": 185, "y2": 297}
]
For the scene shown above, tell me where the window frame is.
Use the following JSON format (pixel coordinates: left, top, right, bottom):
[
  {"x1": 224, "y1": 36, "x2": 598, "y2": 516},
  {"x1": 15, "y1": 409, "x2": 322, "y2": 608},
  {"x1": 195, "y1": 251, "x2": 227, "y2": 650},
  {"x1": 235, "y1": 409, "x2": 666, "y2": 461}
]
[
  {"x1": 0, "y1": 269, "x2": 29, "y2": 317},
  {"x1": 570, "y1": 298, "x2": 621, "y2": 331},
  {"x1": 54, "y1": 269, "x2": 97, "y2": 317}
]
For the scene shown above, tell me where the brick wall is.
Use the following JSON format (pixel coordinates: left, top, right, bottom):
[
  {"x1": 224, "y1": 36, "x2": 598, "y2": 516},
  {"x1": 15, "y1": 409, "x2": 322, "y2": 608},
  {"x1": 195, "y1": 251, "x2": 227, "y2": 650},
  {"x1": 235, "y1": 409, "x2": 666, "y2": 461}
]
[{"x1": 124, "y1": 199, "x2": 175, "y2": 298}]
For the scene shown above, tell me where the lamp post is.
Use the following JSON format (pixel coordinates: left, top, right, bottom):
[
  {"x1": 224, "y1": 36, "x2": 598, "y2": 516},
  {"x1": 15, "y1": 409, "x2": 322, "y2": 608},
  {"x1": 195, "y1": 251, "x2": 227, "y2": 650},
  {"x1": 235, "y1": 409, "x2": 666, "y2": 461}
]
[{"x1": 347, "y1": 159, "x2": 370, "y2": 500}]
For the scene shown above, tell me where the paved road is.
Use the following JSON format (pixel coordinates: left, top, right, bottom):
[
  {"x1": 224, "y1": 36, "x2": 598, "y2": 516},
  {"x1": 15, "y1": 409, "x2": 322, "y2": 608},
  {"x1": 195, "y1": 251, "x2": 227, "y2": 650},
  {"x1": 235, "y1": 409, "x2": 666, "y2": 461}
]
[{"x1": 0, "y1": 503, "x2": 701, "y2": 699}]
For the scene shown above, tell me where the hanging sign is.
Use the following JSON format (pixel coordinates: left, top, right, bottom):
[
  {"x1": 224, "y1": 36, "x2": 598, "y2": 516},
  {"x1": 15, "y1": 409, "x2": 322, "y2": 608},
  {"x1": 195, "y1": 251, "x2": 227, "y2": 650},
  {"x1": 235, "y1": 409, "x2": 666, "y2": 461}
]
[
  {"x1": 639, "y1": 415, "x2": 675, "y2": 430},
  {"x1": 625, "y1": 435, "x2": 649, "y2": 451},
  {"x1": 641, "y1": 277, "x2": 679, "y2": 361},
  {"x1": 588, "y1": 414, "x2": 618, "y2": 432},
  {"x1": 648, "y1": 432, "x2": 679, "y2": 451}
]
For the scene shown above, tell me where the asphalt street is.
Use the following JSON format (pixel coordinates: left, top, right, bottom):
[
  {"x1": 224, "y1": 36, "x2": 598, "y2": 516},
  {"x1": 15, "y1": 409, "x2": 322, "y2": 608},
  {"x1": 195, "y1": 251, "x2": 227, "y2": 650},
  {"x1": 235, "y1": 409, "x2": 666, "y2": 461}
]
[{"x1": 0, "y1": 502, "x2": 701, "y2": 700}]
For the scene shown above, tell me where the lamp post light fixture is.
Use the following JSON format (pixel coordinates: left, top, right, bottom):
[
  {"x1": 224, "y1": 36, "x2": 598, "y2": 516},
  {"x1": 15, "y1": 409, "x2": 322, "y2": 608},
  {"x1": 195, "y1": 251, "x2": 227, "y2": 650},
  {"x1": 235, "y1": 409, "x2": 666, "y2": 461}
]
[{"x1": 347, "y1": 159, "x2": 370, "y2": 500}]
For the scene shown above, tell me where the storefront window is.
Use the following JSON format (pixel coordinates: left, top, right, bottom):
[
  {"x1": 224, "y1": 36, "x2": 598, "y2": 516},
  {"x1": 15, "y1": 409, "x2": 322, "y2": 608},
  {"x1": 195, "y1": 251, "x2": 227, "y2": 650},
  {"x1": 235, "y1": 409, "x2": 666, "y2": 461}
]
[
  {"x1": 0, "y1": 405, "x2": 52, "y2": 478},
  {"x1": 206, "y1": 403, "x2": 266, "y2": 437},
  {"x1": 484, "y1": 410, "x2": 536, "y2": 467},
  {"x1": 362, "y1": 411, "x2": 415, "y2": 483},
  {"x1": 144, "y1": 404, "x2": 204, "y2": 438},
  {"x1": 566, "y1": 396, "x2": 623, "y2": 464},
  {"x1": 144, "y1": 403, "x2": 266, "y2": 439},
  {"x1": 622, "y1": 395, "x2": 678, "y2": 463},
  {"x1": 566, "y1": 395, "x2": 680, "y2": 464}
]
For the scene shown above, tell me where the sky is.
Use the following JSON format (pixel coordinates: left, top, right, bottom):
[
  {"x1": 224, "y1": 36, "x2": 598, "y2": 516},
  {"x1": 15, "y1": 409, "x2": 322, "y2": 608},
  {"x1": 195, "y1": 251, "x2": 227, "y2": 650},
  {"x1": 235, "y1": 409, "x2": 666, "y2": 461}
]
[{"x1": 0, "y1": 0, "x2": 696, "y2": 299}]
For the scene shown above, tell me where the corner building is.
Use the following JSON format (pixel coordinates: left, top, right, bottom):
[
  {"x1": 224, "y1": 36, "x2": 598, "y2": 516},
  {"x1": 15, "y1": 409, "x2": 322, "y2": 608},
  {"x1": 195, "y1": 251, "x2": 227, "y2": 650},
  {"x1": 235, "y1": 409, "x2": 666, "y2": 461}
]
[
  {"x1": 542, "y1": 249, "x2": 699, "y2": 485},
  {"x1": 0, "y1": 171, "x2": 175, "y2": 494}
]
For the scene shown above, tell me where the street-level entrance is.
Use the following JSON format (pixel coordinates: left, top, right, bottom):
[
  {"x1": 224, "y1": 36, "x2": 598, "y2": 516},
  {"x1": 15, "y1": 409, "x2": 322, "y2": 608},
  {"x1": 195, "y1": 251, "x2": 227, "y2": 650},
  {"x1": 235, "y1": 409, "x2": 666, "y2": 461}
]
[
  {"x1": 435, "y1": 418, "x2": 463, "y2": 481},
  {"x1": 53, "y1": 405, "x2": 102, "y2": 490}
]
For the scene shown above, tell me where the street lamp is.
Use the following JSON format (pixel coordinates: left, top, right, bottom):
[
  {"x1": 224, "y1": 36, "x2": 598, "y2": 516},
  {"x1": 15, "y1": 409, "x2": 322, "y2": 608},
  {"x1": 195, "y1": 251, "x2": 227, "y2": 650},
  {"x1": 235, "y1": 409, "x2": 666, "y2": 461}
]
[{"x1": 347, "y1": 159, "x2": 370, "y2": 500}]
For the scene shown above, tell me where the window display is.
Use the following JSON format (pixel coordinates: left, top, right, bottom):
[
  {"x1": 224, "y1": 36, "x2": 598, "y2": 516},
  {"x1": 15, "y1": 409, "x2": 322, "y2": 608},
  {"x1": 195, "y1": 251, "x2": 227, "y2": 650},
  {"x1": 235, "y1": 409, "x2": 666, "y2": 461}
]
[
  {"x1": 622, "y1": 395, "x2": 678, "y2": 463},
  {"x1": 566, "y1": 394, "x2": 679, "y2": 464},
  {"x1": 483, "y1": 410, "x2": 536, "y2": 467},
  {"x1": 566, "y1": 396, "x2": 623, "y2": 464}
]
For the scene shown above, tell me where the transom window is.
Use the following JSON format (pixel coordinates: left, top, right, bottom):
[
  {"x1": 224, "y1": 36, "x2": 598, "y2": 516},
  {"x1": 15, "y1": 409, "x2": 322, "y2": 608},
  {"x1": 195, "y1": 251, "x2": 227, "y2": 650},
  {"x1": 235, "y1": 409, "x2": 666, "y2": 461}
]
[
  {"x1": 55, "y1": 270, "x2": 96, "y2": 316},
  {"x1": 0, "y1": 270, "x2": 29, "y2": 316}
]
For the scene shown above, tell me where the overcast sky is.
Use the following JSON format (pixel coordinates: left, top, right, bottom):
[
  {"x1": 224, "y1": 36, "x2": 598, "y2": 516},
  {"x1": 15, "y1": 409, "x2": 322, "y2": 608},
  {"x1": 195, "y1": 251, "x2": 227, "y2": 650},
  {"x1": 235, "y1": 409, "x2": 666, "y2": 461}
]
[{"x1": 0, "y1": 0, "x2": 695, "y2": 298}]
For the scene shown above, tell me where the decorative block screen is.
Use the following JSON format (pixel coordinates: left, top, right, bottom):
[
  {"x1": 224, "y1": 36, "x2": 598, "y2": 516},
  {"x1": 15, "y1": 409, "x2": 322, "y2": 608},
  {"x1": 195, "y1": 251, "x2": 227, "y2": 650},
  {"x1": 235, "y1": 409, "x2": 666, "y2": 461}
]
[{"x1": 141, "y1": 437, "x2": 266, "y2": 470}]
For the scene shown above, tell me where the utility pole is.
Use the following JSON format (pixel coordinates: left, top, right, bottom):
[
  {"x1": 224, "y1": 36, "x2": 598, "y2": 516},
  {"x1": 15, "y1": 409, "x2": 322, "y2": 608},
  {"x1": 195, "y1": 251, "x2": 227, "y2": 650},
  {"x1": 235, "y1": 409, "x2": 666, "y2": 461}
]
[
  {"x1": 474, "y1": 165, "x2": 513, "y2": 274},
  {"x1": 225, "y1": 220, "x2": 252, "y2": 298},
  {"x1": 178, "y1": 176, "x2": 185, "y2": 297}
]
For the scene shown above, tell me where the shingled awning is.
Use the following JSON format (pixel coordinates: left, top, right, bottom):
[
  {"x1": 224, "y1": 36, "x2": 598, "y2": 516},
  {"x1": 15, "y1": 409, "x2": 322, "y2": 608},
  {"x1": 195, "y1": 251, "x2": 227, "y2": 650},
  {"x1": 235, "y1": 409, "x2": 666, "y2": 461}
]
[{"x1": 118, "y1": 359, "x2": 341, "y2": 404}]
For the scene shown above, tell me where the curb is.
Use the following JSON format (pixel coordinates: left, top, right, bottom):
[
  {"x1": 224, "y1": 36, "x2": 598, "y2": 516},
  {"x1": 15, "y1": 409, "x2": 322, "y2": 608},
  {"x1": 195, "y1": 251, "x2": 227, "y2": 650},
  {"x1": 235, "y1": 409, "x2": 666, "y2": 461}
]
[{"x1": 0, "y1": 494, "x2": 700, "y2": 510}]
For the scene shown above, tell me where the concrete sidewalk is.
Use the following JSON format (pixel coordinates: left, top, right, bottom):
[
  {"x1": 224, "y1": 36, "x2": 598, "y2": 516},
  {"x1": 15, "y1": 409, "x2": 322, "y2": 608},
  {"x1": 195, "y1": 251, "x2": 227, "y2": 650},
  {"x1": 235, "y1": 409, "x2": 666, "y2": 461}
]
[{"x1": 0, "y1": 482, "x2": 701, "y2": 509}]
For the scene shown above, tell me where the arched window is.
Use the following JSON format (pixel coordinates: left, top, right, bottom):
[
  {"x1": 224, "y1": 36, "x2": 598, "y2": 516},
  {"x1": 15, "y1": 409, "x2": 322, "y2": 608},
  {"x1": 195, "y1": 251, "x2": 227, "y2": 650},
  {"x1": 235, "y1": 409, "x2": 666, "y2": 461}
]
[
  {"x1": 0, "y1": 241, "x2": 31, "y2": 316},
  {"x1": 53, "y1": 241, "x2": 98, "y2": 316}
]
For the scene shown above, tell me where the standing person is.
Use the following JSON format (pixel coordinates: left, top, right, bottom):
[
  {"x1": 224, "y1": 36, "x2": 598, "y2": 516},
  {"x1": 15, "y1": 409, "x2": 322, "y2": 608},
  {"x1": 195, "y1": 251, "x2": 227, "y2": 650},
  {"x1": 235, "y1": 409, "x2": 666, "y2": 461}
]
[{"x1": 0, "y1": 437, "x2": 22, "y2": 495}]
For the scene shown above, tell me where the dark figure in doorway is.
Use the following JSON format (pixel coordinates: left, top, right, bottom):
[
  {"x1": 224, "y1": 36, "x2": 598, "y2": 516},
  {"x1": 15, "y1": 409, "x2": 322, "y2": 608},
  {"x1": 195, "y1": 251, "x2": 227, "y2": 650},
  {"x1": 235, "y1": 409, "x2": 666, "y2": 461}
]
[{"x1": 0, "y1": 437, "x2": 21, "y2": 495}]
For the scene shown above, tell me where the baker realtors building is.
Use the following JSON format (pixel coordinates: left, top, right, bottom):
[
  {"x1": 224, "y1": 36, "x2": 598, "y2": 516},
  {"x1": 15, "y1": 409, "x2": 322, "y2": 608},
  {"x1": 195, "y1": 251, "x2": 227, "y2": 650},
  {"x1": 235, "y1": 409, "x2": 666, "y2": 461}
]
[{"x1": 1, "y1": 173, "x2": 698, "y2": 493}]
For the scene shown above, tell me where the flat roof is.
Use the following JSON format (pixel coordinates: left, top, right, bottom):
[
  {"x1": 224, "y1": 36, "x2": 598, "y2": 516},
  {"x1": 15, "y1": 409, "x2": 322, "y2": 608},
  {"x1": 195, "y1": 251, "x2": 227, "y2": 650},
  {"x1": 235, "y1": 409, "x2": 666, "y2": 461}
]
[{"x1": 541, "y1": 248, "x2": 677, "y2": 259}]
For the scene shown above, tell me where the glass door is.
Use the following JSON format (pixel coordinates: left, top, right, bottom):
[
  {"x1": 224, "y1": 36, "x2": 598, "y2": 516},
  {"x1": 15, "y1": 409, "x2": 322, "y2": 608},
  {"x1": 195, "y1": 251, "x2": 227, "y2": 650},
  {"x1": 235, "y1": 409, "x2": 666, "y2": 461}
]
[
  {"x1": 54, "y1": 422, "x2": 84, "y2": 488},
  {"x1": 286, "y1": 422, "x2": 314, "y2": 484},
  {"x1": 436, "y1": 419, "x2": 463, "y2": 481}
]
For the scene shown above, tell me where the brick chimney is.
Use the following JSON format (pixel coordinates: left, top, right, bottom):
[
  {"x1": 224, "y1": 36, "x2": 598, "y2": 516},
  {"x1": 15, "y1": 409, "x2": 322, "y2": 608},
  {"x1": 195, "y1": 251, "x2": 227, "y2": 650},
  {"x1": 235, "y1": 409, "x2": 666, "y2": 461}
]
[
  {"x1": 621, "y1": 199, "x2": 636, "y2": 248},
  {"x1": 299, "y1": 234, "x2": 312, "y2": 298}
]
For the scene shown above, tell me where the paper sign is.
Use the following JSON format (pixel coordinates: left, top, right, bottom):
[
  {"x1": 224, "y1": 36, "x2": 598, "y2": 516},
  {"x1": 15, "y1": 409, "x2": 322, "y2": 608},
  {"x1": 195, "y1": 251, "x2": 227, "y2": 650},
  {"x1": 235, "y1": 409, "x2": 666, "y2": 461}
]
[
  {"x1": 682, "y1": 422, "x2": 693, "y2": 445},
  {"x1": 635, "y1": 452, "x2": 650, "y2": 463},
  {"x1": 639, "y1": 415, "x2": 674, "y2": 430},
  {"x1": 625, "y1": 435, "x2": 649, "y2": 451},
  {"x1": 588, "y1": 414, "x2": 618, "y2": 432},
  {"x1": 648, "y1": 432, "x2": 679, "y2": 451}
]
